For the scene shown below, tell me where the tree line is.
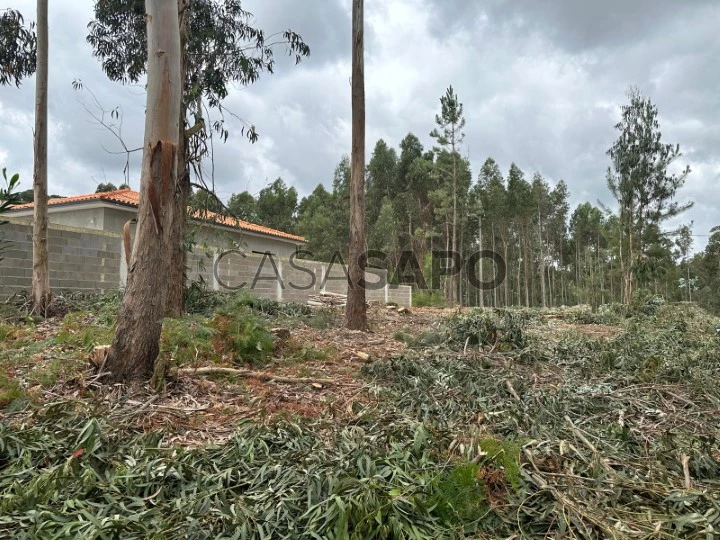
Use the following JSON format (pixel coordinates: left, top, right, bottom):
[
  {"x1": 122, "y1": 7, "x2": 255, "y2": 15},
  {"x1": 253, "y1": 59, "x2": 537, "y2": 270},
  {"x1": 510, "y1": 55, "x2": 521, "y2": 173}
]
[{"x1": 192, "y1": 87, "x2": 700, "y2": 311}]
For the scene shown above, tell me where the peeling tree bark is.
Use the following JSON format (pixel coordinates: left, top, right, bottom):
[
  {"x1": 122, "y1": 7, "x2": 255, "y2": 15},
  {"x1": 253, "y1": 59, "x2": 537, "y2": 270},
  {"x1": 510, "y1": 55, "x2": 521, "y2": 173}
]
[
  {"x1": 165, "y1": 0, "x2": 190, "y2": 318},
  {"x1": 346, "y1": 0, "x2": 367, "y2": 331},
  {"x1": 32, "y1": 0, "x2": 51, "y2": 315},
  {"x1": 104, "y1": 0, "x2": 182, "y2": 384}
]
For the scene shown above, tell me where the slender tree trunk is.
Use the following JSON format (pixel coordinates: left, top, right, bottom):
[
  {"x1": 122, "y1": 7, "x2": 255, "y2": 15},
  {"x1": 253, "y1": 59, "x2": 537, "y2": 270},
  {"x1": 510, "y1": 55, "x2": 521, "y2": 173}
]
[
  {"x1": 478, "y1": 215, "x2": 484, "y2": 308},
  {"x1": 105, "y1": 0, "x2": 182, "y2": 384},
  {"x1": 166, "y1": 0, "x2": 190, "y2": 318},
  {"x1": 626, "y1": 202, "x2": 634, "y2": 303},
  {"x1": 32, "y1": 0, "x2": 51, "y2": 315},
  {"x1": 502, "y1": 237, "x2": 509, "y2": 307},
  {"x1": 523, "y1": 237, "x2": 530, "y2": 307},
  {"x1": 538, "y1": 210, "x2": 546, "y2": 308},
  {"x1": 445, "y1": 221, "x2": 450, "y2": 301},
  {"x1": 491, "y1": 224, "x2": 498, "y2": 308},
  {"x1": 346, "y1": 0, "x2": 366, "y2": 330},
  {"x1": 450, "y1": 142, "x2": 458, "y2": 307},
  {"x1": 516, "y1": 251, "x2": 522, "y2": 306}
]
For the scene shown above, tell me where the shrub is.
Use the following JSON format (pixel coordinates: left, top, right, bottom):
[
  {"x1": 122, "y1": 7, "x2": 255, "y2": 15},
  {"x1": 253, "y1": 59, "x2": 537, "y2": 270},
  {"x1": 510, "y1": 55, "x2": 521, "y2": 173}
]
[
  {"x1": 413, "y1": 290, "x2": 447, "y2": 308},
  {"x1": 444, "y1": 309, "x2": 528, "y2": 350}
]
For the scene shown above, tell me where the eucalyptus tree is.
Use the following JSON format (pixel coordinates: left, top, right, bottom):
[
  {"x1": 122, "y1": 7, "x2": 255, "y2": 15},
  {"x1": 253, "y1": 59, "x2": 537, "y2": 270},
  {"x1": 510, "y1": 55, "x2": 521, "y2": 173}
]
[
  {"x1": 104, "y1": 0, "x2": 182, "y2": 383},
  {"x1": 227, "y1": 191, "x2": 257, "y2": 222},
  {"x1": 255, "y1": 178, "x2": 298, "y2": 233},
  {"x1": 31, "y1": 0, "x2": 50, "y2": 315},
  {"x1": 0, "y1": 9, "x2": 36, "y2": 86},
  {"x1": 87, "y1": 0, "x2": 310, "y2": 315},
  {"x1": 347, "y1": 0, "x2": 366, "y2": 330},
  {"x1": 0, "y1": 5, "x2": 51, "y2": 314}
]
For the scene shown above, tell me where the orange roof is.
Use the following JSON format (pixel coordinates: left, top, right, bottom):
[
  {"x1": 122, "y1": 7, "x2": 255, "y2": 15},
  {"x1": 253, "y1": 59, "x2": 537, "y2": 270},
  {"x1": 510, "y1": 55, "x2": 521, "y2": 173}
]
[{"x1": 12, "y1": 189, "x2": 305, "y2": 243}]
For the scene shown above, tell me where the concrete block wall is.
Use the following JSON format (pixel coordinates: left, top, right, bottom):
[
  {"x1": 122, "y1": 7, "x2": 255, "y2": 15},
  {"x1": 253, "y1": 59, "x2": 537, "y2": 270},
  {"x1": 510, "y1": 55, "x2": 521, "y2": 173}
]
[
  {"x1": 209, "y1": 252, "x2": 412, "y2": 307},
  {"x1": 0, "y1": 218, "x2": 412, "y2": 307},
  {"x1": 0, "y1": 218, "x2": 122, "y2": 299}
]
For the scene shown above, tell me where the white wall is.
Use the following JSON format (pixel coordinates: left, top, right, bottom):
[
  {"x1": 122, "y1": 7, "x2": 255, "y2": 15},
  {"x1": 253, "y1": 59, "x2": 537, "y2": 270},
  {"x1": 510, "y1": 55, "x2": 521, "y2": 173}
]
[{"x1": 11, "y1": 206, "x2": 105, "y2": 230}]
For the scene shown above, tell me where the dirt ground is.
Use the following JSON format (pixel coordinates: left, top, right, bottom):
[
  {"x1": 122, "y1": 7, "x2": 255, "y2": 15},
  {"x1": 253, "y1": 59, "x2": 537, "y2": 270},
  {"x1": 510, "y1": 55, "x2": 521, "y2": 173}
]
[{"x1": 4, "y1": 304, "x2": 619, "y2": 447}]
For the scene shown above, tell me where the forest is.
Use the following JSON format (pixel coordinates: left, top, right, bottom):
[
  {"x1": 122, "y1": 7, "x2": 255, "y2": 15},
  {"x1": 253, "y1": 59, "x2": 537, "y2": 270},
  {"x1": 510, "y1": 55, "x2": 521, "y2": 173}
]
[
  {"x1": 190, "y1": 90, "x2": 711, "y2": 313},
  {"x1": 1, "y1": 1, "x2": 719, "y2": 539}
]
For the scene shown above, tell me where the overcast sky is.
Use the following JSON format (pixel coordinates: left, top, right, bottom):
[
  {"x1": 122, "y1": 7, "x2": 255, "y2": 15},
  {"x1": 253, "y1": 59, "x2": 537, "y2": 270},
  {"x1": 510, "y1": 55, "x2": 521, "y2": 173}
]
[{"x1": 1, "y1": 0, "x2": 718, "y2": 250}]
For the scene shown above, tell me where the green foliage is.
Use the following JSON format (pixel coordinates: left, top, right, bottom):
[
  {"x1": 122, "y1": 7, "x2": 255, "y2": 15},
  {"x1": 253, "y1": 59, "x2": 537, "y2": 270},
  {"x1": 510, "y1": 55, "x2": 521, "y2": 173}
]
[
  {"x1": 0, "y1": 410, "x2": 460, "y2": 539},
  {"x1": 0, "y1": 168, "x2": 23, "y2": 262},
  {"x1": 2, "y1": 305, "x2": 720, "y2": 537},
  {"x1": 607, "y1": 88, "x2": 692, "y2": 293},
  {"x1": 555, "y1": 303, "x2": 720, "y2": 383},
  {"x1": 477, "y1": 437, "x2": 522, "y2": 491},
  {"x1": 88, "y1": 0, "x2": 309, "y2": 150},
  {"x1": 432, "y1": 462, "x2": 487, "y2": 526},
  {"x1": 94, "y1": 182, "x2": 117, "y2": 193},
  {"x1": 0, "y1": 374, "x2": 23, "y2": 408},
  {"x1": 413, "y1": 290, "x2": 446, "y2": 308},
  {"x1": 254, "y1": 178, "x2": 298, "y2": 233},
  {"x1": 161, "y1": 293, "x2": 285, "y2": 366},
  {"x1": 306, "y1": 308, "x2": 339, "y2": 330},
  {"x1": 55, "y1": 312, "x2": 114, "y2": 350},
  {"x1": 211, "y1": 313, "x2": 275, "y2": 365},
  {"x1": 297, "y1": 159, "x2": 351, "y2": 260},
  {"x1": 0, "y1": 9, "x2": 36, "y2": 87},
  {"x1": 214, "y1": 291, "x2": 311, "y2": 319},
  {"x1": 444, "y1": 309, "x2": 528, "y2": 350},
  {"x1": 227, "y1": 190, "x2": 257, "y2": 221},
  {"x1": 161, "y1": 316, "x2": 217, "y2": 367}
]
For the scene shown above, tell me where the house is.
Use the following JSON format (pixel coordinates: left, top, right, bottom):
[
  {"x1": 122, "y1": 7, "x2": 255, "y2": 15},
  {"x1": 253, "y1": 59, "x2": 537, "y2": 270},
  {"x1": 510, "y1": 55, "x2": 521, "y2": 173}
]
[
  {"x1": 8, "y1": 189, "x2": 305, "y2": 258},
  {"x1": 1, "y1": 189, "x2": 412, "y2": 306}
]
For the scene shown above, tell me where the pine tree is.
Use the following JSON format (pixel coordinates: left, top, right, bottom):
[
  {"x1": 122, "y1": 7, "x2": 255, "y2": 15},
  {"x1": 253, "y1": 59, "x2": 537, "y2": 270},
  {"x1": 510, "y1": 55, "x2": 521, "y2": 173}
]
[
  {"x1": 430, "y1": 86, "x2": 465, "y2": 305},
  {"x1": 607, "y1": 89, "x2": 692, "y2": 302}
]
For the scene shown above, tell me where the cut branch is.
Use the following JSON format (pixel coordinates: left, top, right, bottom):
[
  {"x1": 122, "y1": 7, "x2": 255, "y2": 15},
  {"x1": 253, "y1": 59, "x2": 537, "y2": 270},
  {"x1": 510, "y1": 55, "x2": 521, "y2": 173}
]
[{"x1": 177, "y1": 367, "x2": 338, "y2": 386}]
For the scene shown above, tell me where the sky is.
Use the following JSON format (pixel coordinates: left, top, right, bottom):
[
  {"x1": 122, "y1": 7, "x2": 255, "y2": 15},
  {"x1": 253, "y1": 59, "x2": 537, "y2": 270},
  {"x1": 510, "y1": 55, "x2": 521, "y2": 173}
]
[{"x1": 1, "y1": 0, "x2": 718, "y2": 250}]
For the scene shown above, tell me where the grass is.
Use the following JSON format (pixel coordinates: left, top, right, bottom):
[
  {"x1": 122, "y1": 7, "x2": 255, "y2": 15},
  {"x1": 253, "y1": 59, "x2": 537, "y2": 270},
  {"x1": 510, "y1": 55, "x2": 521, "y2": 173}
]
[
  {"x1": 0, "y1": 374, "x2": 23, "y2": 408},
  {"x1": 413, "y1": 290, "x2": 447, "y2": 308},
  {"x1": 275, "y1": 339, "x2": 336, "y2": 365}
]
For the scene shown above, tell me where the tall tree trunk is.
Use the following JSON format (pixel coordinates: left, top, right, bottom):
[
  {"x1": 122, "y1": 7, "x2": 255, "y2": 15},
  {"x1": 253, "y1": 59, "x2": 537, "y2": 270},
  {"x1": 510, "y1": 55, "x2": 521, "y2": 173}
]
[
  {"x1": 450, "y1": 145, "x2": 457, "y2": 307},
  {"x1": 166, "y1": 0, "x2": 190, "y2": 318},
  {"x1": 32, "y1": 0, "x2": 50, "y2": 315},
  {"x1": 105, "y1": 0, "x2": 182, "y2": 384},
  {"x1": 478, "y1": 215, "x2": 484, "y2": 308},
  {"x1": 523, "y1": 237, "x2": 530, "y2": 307},
  {"x1": 502, "y1": 236, "x2": 509, "y2": 307},
  {"x1": 626, "y1": 228, "x2": 632, "y2": 303},
  {"x1": 538, "y1": 211, "x2": 546, "y2": 308},
  {"x1": 346, "y1": 0, "x2": 366, "y2": 330},
  {"x1": 516, "y1": 251, "x2": 522, "y2": 306},
  {"x1": 445, "y1": 221, "x2": 451, "y2": 301},
  {"x1": 491, "y1": 224, "x2": 498, "y2": 308}
]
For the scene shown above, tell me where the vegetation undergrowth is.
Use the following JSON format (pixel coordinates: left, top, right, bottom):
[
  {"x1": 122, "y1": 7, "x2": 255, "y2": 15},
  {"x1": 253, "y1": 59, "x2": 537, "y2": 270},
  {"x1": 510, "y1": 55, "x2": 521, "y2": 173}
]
[{"x1": 2, "y1": 297, "x2": 720, "y2": 538}]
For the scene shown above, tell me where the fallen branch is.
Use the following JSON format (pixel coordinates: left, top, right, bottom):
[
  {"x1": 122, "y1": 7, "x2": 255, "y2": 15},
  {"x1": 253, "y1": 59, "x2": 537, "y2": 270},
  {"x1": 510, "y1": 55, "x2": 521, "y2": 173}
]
[
  {"x1": 681, "y1": 453, "x2": 692, "y2": 490},
  {"x1": 177, "y1": 367, "x2": 337, "y2": 386},
  {"x1": 505, "y1": 380, "x2": 522, "y2": 404}
]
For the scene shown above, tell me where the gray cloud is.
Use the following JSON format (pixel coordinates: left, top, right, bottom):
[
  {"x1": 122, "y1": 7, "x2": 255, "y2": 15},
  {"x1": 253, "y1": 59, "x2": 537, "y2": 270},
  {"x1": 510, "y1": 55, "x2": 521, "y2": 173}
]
[{"x1": 1, "y1": 0, "x2": 718, "y2": 249}]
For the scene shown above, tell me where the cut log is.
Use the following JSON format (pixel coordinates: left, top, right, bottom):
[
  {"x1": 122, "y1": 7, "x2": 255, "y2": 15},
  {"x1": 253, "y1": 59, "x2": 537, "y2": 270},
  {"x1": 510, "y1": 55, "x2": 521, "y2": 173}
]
[{"x1": 320, "y1": 291, "x2": 347, "y2": 298}]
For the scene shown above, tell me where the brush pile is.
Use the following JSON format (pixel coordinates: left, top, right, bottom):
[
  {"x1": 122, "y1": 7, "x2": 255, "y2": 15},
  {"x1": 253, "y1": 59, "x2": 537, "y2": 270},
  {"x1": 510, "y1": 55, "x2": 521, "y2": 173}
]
[
  {"x1": 1, "y1": 300, "x2": 720, "y2": 538},
  {"x1": 308, "y1": 291, "x2": 347, "y2": 308}
]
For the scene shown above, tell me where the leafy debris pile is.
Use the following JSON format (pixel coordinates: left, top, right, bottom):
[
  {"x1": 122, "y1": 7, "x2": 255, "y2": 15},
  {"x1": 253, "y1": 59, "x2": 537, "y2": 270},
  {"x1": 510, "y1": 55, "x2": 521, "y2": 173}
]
[{"x1": 1, "y1": 302, "x2": 720, "y2": 538}]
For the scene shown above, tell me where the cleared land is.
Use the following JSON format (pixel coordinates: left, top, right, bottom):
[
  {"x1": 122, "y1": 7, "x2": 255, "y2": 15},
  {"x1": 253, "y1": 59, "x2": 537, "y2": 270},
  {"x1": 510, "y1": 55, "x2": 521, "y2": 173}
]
[{"x1": 1, "y1": 293, "x2": 719, "y2": 538}]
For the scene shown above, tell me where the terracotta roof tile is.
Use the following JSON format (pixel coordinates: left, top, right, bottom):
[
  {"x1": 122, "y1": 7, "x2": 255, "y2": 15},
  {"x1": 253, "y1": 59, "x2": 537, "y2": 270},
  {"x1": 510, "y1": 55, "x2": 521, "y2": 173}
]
[{"x1": 12, "y1": 189, "x2": 305, "y2": 243}]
